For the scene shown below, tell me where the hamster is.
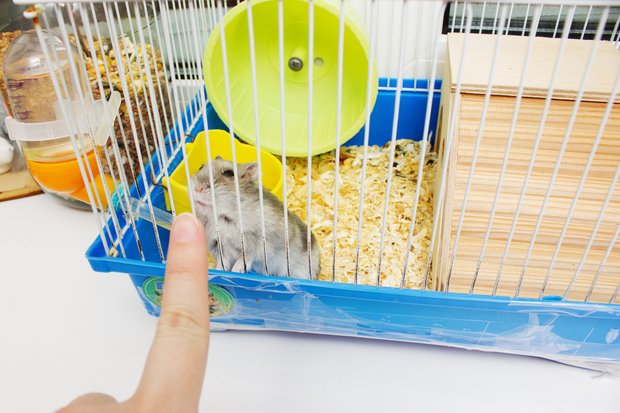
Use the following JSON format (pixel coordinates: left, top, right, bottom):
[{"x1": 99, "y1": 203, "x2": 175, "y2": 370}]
[{"x1": 190, "y1": 156, "x2": 320, "y2": 279}]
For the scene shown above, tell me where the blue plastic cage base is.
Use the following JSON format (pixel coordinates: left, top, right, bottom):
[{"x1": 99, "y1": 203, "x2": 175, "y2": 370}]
[{"x1": 86, "y1": 82, "x2": 620, "y2": 373}]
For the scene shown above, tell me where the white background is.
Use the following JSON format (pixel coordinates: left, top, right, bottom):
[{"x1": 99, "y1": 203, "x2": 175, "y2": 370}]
[{"x1": 1, "y1": 194, "x2": 619, "y2": 412}]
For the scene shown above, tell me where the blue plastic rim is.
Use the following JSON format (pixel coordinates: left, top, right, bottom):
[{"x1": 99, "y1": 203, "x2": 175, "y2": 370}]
[{"x1": 86, "y1": 80, "x2": 620, "y2": 373}]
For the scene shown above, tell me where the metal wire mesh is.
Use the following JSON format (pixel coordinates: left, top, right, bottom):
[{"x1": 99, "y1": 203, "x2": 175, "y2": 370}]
[{"x1": 14, "y1": 0, "x2": 619, "y2": 304}]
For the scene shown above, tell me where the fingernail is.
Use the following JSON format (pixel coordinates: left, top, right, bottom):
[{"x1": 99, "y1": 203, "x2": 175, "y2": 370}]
[{"x1": 171, "y1": 213, "x2": 199, "y2": 243}]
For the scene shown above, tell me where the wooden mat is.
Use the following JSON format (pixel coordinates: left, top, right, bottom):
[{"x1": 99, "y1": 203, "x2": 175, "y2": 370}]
[{"x1": 432, "y1": 34, "x2": 620, "y2": 303}]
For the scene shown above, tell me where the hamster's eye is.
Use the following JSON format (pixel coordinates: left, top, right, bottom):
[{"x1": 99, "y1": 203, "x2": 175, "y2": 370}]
[{"x1": 222, "y1": 169, "x2": 234, "y2": 178}]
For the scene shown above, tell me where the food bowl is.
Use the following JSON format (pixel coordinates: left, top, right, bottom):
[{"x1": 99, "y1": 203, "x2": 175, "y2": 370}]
[{"x1": 162, "y1": 129, "x2": 283, "y2": 215}]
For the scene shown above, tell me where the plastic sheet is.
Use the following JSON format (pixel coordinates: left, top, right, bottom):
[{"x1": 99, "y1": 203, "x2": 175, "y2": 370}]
[{"x1": 122, "y1": 269, "x2": 620, "y2": 374}]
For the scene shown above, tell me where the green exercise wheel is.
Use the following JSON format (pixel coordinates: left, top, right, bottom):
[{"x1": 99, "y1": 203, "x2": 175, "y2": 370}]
[{"x1": 203, "y1": 0, "x2": 378, "y2": 157}]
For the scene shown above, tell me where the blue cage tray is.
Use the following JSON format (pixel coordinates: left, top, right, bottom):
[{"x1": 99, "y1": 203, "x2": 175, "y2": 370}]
[{"x1": 86, "y1": 81, "x2": 620, "y2": 373}]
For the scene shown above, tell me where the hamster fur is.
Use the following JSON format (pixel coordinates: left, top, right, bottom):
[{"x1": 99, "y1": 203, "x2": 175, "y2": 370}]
[{"x1": 190, "y1": 156, "x2": 320, "y2": 279}]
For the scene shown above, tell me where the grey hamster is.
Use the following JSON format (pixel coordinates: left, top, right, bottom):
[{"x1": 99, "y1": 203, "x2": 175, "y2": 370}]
[{"x1": 190, "y1": 156, "x2": 321, "y2": 279}]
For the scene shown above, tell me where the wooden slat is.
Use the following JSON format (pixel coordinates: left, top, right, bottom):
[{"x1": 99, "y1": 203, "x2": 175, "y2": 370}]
[
  {"x1": 434, "y1": 89, "x2": 620, "y2": 303},
  {"x1": 447, "y1": 33, "x2": 620, "y2": 103},
  {"x1": 0, "y1": 169, "x2": 42, "y2": 201}
]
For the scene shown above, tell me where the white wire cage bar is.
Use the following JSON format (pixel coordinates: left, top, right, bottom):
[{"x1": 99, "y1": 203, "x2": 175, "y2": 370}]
[
  {"x1": 8, "y1": 0, "x2": 620, "y2": 303},
  {"x1": 445, "y1": 1, "x2": 620, "y2": 39},
  {"x1": 1, "y1": 9, "x2": 614, "y2": 377}
]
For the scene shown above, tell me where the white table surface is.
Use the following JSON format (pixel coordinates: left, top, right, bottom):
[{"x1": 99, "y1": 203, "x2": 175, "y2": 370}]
[{"x1": 1, "y1": 194, "x2": 619, "y2": 413}]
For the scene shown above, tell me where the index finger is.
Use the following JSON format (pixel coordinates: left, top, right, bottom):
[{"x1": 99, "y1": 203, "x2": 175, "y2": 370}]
[{"x1": 133, "y1": 213, "x2": 210, "y2": 411}]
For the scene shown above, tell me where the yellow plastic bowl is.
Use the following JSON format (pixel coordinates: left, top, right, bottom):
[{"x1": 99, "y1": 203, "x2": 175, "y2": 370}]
[
  {"x1": 163, "y1": 129, "x2": 283, "y2": 215},
  {"x1": 203, "y1": 0, "x2": 378, "y2": 157}
]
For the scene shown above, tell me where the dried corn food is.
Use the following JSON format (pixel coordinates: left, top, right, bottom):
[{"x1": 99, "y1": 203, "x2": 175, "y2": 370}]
[
  {"x1": 83, "y1": 35, "x2": 171, "y2": 185},
  {"x1": 0, "y1": 30, "x2": 22, "y2": 117}
]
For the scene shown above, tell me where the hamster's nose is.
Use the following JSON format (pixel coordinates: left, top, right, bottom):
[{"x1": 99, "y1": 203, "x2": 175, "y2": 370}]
[{"x1": 195, "y1": 184, "x2": 205, "y2": 193}]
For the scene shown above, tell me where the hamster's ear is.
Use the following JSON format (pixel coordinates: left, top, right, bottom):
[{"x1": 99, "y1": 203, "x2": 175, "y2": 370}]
[
  {"x1": 241, "y1": 162, "x2": 258, "y2": 181},
  {"x1": 215, "y1": 155, "x2": 223, "y2": 160}
]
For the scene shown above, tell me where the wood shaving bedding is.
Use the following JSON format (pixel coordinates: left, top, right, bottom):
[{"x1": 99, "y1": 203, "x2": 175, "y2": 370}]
[
  {"x1": 286, "y1": 139, "x2": 436, "y2": 289},
  {"x1": 205, "y1": 139, "x2": 437, "y2": 289}
]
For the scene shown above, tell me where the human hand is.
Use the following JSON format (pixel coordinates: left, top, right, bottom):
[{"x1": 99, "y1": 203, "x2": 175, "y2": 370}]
[{"x1": 56, "y1": 213, "x2": 211, "y2": 413}]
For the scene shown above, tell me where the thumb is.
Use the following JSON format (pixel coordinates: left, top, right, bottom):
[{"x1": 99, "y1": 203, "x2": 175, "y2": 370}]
[{"x1": 133, "y1": 213, "x2": 210, "y2": 411}]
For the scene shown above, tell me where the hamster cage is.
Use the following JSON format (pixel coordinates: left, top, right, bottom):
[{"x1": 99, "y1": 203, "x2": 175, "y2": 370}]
[{"x1": 9, "y1": 0, "x2": 620, "y2": 372}]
